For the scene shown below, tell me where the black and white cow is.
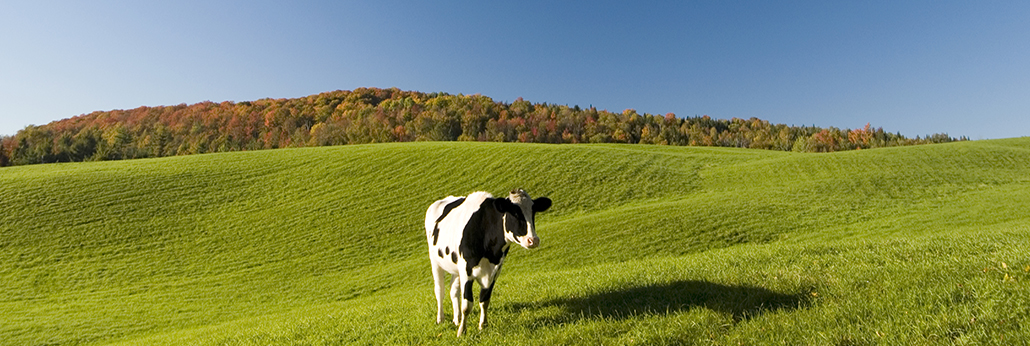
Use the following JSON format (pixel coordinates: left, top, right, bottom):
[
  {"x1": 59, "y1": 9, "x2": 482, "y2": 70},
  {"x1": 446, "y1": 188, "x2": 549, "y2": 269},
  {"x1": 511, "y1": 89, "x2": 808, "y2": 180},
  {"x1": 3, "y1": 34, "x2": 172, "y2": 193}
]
[{"x1": 425, "y1": 188, "x2": 551, "y2": 336}]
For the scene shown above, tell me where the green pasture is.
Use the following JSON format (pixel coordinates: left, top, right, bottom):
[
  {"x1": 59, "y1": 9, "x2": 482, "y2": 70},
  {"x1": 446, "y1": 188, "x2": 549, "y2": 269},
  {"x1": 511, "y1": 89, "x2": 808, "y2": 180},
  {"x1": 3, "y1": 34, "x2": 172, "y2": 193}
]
[{"x1": 1, "y1": 139, "x2": 1028, "y2": 345}]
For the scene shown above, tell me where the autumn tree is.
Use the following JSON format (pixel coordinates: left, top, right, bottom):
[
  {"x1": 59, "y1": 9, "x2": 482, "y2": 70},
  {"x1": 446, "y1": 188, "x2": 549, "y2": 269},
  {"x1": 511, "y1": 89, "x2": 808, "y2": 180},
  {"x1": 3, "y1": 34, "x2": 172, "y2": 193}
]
[{"x1": 0, "y1": 88, "x2": 962, "y2": 167}]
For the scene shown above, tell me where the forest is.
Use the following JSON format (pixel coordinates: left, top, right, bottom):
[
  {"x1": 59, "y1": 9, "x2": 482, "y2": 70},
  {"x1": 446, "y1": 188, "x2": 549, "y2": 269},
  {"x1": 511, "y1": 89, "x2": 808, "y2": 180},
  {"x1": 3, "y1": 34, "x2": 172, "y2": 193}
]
[{"x1": 0, "y1": 87, "x2": 964, "y2": 166}]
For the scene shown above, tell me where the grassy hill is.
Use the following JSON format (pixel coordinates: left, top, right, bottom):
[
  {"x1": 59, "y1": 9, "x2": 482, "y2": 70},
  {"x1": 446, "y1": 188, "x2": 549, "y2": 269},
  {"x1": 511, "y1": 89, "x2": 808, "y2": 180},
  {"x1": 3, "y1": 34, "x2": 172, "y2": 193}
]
[{"x1": 1, "y1": 139, "x2": 1028, "y2": 345}]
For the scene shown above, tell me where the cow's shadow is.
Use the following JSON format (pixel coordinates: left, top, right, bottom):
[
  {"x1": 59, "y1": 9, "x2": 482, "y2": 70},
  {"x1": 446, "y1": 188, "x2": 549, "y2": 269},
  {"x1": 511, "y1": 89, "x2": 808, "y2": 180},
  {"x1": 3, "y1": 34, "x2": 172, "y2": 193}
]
[{"x1": 507, "y1": 280, "x2": 810, "y2": 326}]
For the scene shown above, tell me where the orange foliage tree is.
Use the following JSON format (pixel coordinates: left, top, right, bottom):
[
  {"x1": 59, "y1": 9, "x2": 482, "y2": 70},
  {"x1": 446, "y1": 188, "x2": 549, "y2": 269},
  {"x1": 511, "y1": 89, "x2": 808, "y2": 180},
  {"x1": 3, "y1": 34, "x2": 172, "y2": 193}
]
[{"x1": 0, "y1": 88, "x2": 964, "y2": 167}]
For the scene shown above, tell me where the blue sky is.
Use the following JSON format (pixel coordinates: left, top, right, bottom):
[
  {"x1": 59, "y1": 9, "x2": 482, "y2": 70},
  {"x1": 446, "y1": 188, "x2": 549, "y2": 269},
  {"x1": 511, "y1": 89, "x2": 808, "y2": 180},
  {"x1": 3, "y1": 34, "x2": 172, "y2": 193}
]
[{"x1": 2, "y1": 1, "x2": 1028, "y2": 139}]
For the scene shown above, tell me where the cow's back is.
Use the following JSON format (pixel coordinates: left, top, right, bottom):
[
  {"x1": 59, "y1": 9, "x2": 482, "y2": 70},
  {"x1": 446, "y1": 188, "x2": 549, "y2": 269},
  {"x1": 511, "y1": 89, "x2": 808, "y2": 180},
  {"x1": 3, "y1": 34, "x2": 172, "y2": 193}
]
[
  {"x1": 426, "y1": 192, "x2": 492, "y2": 244},
  {"x1": 425, "y1": 195, "x2": 464, "y2": 239}
]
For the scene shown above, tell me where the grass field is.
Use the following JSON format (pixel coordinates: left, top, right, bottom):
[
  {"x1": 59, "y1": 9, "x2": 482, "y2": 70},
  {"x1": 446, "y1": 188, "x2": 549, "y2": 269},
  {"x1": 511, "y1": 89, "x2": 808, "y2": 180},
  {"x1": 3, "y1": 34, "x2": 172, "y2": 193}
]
[{"x1": 1, "y1": 139, "x2": 1029, "y2": 345}]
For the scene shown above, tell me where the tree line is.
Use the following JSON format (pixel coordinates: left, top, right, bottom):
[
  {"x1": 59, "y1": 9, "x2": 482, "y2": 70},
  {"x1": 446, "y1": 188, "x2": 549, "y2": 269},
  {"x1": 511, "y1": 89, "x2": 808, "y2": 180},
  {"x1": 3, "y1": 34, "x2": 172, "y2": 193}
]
[{"x1": 0, "y1": 87, "x2": 965, "y2": 167}]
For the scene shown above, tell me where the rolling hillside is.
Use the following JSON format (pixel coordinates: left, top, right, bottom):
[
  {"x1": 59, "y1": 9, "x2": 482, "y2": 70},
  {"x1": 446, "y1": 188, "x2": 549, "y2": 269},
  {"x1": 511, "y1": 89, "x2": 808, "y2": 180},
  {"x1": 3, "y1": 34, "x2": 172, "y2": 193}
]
[{"x1": 2, "y1": 139, "x2": 1028, "y2": 345}]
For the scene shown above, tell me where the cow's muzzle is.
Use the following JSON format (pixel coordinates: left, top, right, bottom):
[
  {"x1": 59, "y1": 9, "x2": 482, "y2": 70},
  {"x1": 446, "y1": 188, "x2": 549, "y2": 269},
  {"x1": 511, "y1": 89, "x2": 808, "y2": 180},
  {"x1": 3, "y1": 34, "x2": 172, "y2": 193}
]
[{"x1": 524, "y1": 236, "x2": 540, "y2": 249}]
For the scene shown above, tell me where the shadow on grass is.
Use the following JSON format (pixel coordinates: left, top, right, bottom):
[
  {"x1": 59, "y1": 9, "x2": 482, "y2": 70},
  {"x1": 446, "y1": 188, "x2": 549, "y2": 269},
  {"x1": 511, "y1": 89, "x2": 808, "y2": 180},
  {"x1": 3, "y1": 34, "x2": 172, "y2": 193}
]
[{"x1": 509, "y1": 280, "x2": 810, "y2": 325}]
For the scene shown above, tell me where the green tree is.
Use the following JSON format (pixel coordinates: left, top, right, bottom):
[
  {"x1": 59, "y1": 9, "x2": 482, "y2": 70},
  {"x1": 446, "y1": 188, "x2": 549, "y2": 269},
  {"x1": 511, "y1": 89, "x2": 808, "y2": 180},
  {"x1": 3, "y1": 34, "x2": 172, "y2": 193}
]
[{"x1": 0, "y1": 136, "x2": 11, "y2": 166}]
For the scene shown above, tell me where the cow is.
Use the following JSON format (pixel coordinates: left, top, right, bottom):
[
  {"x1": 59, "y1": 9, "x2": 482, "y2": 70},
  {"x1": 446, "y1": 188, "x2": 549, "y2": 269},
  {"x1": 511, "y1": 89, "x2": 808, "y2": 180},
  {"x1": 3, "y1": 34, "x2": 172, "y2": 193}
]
[{"x1": 425, "y1": 188, "x2": 552, "y2": 336}]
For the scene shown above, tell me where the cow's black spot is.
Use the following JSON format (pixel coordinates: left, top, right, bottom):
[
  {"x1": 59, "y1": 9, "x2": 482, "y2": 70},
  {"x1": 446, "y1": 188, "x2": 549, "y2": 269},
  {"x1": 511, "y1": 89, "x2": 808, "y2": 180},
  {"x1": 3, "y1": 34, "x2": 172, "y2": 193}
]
[
  {"x1": 463, "y1": 280, "x2": 475, "y2": 301},
  {"x1": 493, "y1": 198, "x2": 527, "y2": 222},
  {"x1": 432, "y1": 197, "x2": 466, "y2": 245},
  {"x1": 438, "y1": 198, "x2": 466, "y2": 222},
  {"x1": 445, "y1": 247, "x2": 450, "y2": 255},
  {"x1": 510, "y1": 208, "x2": 527, "y2": 222},
  {"x1": 460, "y1": 201, "x2": 488, "y2": 275},
  {"x1": 504, "y1": 215, "x2": 529, "y2": 238},
  {"x1": 450, "y1": 252, "x2": 458, "y2": 264},
  {"x1": 461, "y1": 198, "x2": 511, "y2": 273},
  {"x1": 438, "y1": 249, "x2": 444, "y2": 258},
  {"x1": 480, "y1": 287, "x2": 493, "y2": 303}
]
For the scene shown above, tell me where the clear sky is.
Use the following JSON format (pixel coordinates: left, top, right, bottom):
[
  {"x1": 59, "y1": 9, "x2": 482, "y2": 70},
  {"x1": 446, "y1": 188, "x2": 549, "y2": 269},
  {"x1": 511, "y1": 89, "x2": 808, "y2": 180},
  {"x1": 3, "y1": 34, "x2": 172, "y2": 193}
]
[{"x1": 2, "y1": 1, "x2": 1028, "y2": 139}]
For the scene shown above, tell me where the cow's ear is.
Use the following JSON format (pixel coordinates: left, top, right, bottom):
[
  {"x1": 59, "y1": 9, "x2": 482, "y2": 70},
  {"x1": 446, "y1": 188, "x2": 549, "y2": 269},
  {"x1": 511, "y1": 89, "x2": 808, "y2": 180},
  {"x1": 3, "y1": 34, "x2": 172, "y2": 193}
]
[
  {"x1": 532, "y1": 197, "x2": 552, "y2": 212},
  {"x1": 493, "y1": 198, "x2": 517, "y2": 213}
]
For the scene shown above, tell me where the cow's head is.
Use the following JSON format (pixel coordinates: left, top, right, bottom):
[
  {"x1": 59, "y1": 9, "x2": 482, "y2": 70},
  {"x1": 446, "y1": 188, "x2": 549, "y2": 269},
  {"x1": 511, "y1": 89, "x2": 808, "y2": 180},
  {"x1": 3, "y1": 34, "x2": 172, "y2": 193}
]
[{"x1": 493, "y1": 188, "x2": 551, "y2": 249}]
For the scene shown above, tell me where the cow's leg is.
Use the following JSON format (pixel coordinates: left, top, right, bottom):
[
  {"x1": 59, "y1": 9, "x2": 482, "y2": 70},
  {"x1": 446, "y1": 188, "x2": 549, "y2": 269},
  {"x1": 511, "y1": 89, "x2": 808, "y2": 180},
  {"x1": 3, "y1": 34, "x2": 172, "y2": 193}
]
[
  {"x1": 477, "y1": 264, "x2": 501, "y2": 330},
  {"x1": 431, "y1": 262, "x2": 448, "y2": 324},
  {"x1": 478, "y1": 286, "x2": 492, "y2": 330},
  {"x1": 449, "y1": 274, "x2": 461, "y2": 326},
  {"x1": 456, "y1": 275, "x2": 475, "y2": 337}
]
